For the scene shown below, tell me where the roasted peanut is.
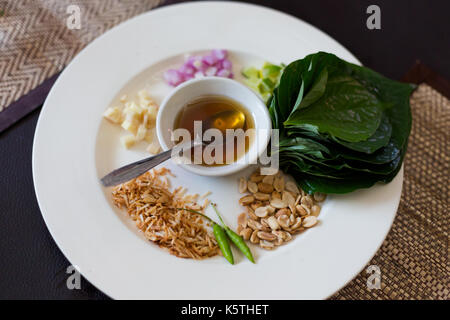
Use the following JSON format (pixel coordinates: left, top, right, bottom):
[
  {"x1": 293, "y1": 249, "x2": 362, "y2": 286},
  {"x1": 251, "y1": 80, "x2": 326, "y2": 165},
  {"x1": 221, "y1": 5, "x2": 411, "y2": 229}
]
[
  {"x1": 239, "y1": 195, "x2": 254, "y2": 205},
  {"x1": 257, "y1": 182, "x2": 274, "y2": 194}
]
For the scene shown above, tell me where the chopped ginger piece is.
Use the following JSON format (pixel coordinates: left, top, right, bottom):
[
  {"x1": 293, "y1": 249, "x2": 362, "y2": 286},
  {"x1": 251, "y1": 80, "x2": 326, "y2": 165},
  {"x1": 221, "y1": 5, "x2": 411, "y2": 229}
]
[
  {"x1": 142, "y1": 112, "x2": 149, "y2": 128},
  {"x1": 138, "y1": 89, "x2": 150, "y2": 100},
  {"x1": 124, "y1": 101, "x2": 144, "y2": 117},
  {"x1": 135, "y1": 124, "x2": 147, "y2": 141},
  {"x1": 105, "y1": 89, "x2": 159, "y2": 151},
  {"x1": 147, "y1": 141, "x2": 161, "y2": 154},
  {"x1": 140, "y1": 99, "x2": 151, "y2": 107},
  {"x1": 103, "y1": 107, "x2": 122, "y2": 124},
  {"x1": 138, "y1": 89, "x2": 153, "y2": 107},
  {"x1": 121, "y1": 118, "x2": 139, "y2": 135},
  {"x1": 144, "y1": 128, "x2": 156, "y2": 143},
  {"x1": 146, "y1": 105, "x2": 158, "y2": 121},
  {"x1": 119, "y1": 94, "x2": 128, "y2": 103},
  {"x1": 120, "y1": 135, "x2": 136, "y2": 149},
  {"x1": 142, "y1": 106, "x2": 157, "y2": 128},
  {"x1": 123, "y1": 108, "x2": 141, "y2": 123}
]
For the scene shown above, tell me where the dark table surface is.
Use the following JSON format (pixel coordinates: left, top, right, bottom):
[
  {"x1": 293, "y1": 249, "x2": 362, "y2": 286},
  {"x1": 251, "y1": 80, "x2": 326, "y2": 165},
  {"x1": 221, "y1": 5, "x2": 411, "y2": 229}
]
[{"x1": 1, "y1": 0, "x2": 448, "y2": 299}]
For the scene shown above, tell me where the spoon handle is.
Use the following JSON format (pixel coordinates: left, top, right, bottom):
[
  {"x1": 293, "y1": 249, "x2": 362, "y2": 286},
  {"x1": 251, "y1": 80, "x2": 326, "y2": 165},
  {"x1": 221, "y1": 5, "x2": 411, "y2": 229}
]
[{"x1": 100, "y1": 149, "x2": 172, "y2": 187}]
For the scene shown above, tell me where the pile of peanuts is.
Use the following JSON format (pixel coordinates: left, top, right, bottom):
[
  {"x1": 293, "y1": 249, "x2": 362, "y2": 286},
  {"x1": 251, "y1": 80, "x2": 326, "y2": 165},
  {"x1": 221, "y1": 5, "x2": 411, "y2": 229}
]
[{"x1": 236, "y1": 168, "x2": 326, "y2": 250}]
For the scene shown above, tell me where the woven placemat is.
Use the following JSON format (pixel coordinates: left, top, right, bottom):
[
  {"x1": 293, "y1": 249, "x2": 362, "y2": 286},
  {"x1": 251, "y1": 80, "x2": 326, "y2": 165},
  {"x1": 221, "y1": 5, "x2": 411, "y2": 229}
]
[
  {"x1": 1, "y1": 1, "x2": 448, "y2": 299},
  {"x1": 0, "y1": 0, "x2": 162, "y2": 132},
  {"x1": 331, "y1": 79, "x2": 449, "y2": 300}
]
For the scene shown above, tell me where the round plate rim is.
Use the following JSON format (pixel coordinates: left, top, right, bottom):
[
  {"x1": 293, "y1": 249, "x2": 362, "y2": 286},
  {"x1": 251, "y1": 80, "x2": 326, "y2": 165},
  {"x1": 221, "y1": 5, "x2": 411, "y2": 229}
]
[{"x1": 32, "y1": 1, "x2": 401, "y2": 300}]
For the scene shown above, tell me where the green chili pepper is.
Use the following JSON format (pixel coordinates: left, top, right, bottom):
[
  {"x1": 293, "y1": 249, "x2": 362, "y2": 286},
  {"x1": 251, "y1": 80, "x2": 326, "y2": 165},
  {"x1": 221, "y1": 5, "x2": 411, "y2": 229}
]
[
  {"x1": 212, "y1": 224, "x2": 234, "y2": 265},
  {"x1": 178, "y1": 208, "x2": 234, "y2": 265},
  {"x1": 211, "y1": 204, "x2": 255, "y2": 264},
  {"x1": 178, "y1": 208, "x2": 214, "y2": 222},
  {"x1": 223, "y1": 227, "x2": 255, "y2": 264}
]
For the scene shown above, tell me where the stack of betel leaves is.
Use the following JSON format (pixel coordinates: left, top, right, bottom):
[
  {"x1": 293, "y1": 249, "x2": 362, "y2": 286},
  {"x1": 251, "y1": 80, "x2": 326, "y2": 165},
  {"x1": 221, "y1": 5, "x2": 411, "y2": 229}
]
[{"x1": 266, "y1": 52, "x2": 416, "y2": 194}]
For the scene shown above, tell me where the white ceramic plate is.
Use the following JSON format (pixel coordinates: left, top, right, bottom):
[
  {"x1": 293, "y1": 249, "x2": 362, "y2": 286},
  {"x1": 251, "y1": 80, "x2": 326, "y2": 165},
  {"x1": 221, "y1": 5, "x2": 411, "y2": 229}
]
[{"x1": 32, "y1": 2, "x2": 401, "y2": 299}]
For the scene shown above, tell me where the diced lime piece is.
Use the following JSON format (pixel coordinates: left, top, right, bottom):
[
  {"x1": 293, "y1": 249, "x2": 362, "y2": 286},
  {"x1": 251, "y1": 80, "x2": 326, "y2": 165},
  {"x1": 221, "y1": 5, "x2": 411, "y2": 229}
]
[
  {"x1": 244, "y1": 79, "x2": 261, "y2": 94},
  {"x1": 242, "y1": 62, "x2": 284, "y2": 103},
  {"x1": 244, "y1": 77, "x2": 260, "y2": 87},
  {"x1": 262, "y1": 62, "x2": 282, "y2": 78},
  {"x1": 261, "y1": 92, "x2": 272, "y2": 103},
  {"x1": 257, "y1": 81, "x2": 269, "y2": 94},
  {"x1": 261, "y1": 78, "x2": 275, "y2": 91},
  {"x1": 242, "y1": 66, "x2": 260, "y2": 79}
]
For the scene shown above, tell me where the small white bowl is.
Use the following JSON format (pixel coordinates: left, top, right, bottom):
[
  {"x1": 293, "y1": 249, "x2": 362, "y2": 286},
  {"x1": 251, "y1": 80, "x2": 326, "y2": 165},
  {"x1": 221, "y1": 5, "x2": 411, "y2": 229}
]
[{"x1": 156, "y1": 77, "x2": 272, "y2": 176}]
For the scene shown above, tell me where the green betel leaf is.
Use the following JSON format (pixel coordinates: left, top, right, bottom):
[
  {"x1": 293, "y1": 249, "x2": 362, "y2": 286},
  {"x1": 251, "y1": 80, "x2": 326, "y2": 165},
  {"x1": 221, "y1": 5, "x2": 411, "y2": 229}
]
[
  {"x1": 277, "y1": 53, "x2": 337, "y2": 121},
  {"x1": 278, "y1": 136, "x2": 331, "y2": 155},
  {"x1": 297, "y1": 173, "x2": 380, "y2": 194},
  {"x1": 292, "y1": 67, "x2": 328, "y2": 113},
  {"x1": 266, "y1": 51, "x2": 415, "y2": 194},
  {"x1": 285, "y1": 74, "x2": 384, "y2": 142},
  {"x1": 347, "y1": 63, "x2": 415, "y2": 153},
  {"x1": 277, "y1": 56, "x2": 312, "y2": 121},
  {"x1": 286, "y1": 126, "x2": 400, "y2": 164},
  {"x1": 331, "y1": 113, "x2": 392, "y2": 154},
  {"x1": 335, "y1": 141, "x2": 400, "y2": 164},
  {"x1": 296, "y1": 151, "x2": 402, "y2": 176},
  {"x1": 268, "y1": 89, "x2": 282, "y2": 130}
]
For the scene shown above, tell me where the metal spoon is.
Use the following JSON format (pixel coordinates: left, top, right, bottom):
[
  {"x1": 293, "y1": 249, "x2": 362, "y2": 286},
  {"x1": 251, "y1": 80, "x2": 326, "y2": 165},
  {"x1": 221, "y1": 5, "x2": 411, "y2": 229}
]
[
  {"x1": 101, "y1": 140, "x2": 205, "y2": 186},
  {"x1": 100, "y1": 110, "x2": 246, "y2": 187}
]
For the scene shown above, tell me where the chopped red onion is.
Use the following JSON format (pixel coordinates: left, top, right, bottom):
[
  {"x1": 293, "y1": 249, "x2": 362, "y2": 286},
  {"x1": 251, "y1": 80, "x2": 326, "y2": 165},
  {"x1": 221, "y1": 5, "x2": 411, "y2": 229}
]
[
  {"x1": 194, "y1": 71, "x2": 205, "y2": 78},
  {"x1": 211, "y1": 49, "x2": 227, "y2": 60},
  {"x1": 221, "y1": 59, "x2": 232, "y2": 70},
  {"x1": 164, "y1": 69, "x2": 184, "y2": 86},
  {"x1": 192, "y1": 58, "x2": 208, "y2": 71},
  {"x1": 202, "y1": 54, "x2": 218, "y2": 66},
  {"x1": 185, "y1": 56, "x2": 200, "y2": 67},
  {"x1": 164, "y1": 49, "x2": 232, "y2": 86},
  {"x1": 216, "y1": 69, "x2": 230, "y2": 78},
  {"x1": 205, "y1": 66, "x2": 218, "y2": 76},
  {"x1": 179, "y1": 64, "x2": 195, "y2": 75}
]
